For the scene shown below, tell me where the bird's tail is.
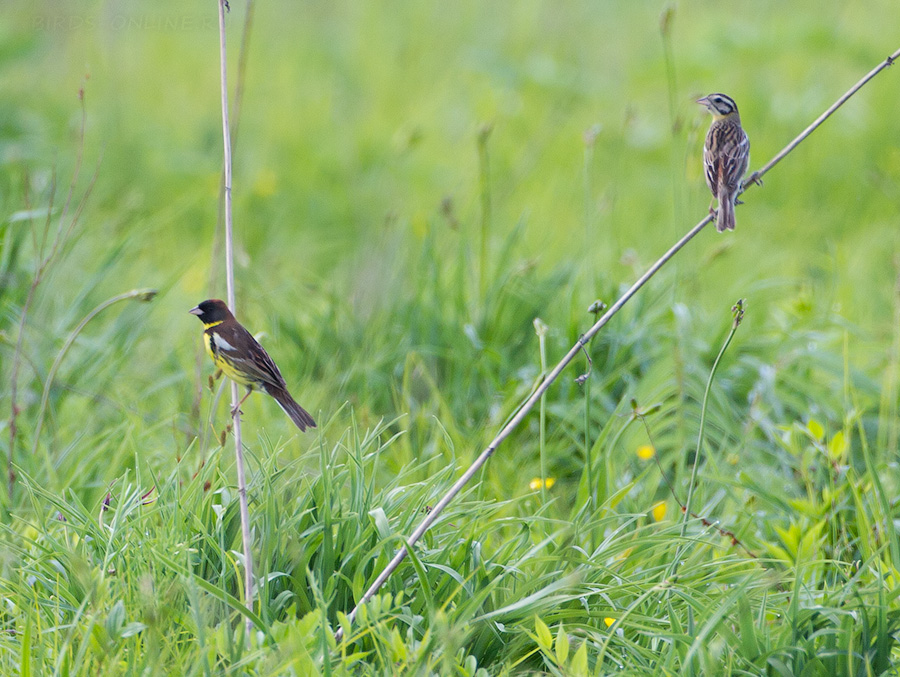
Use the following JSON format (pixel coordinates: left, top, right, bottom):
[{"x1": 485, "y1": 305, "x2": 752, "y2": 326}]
[
  {"x1": 717, "y1": 192, "x2": 736, "y2": 232},
  {"x1": 267, "y1": 386, "x2": 316, "y2": 432}
]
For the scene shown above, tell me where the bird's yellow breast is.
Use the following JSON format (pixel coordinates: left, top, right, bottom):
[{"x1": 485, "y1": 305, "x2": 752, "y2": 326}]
[{"x1": 205, "y1": 329, "x2": 256, "y2": 388}]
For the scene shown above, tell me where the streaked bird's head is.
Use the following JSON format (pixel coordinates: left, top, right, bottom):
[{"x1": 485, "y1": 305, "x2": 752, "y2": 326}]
[
  {"x1": 189, "y1": 299, "x2": 233, "y2": 326},
  {"x1": 696, "y1": 93, "x2": 739, "y2": 120}
]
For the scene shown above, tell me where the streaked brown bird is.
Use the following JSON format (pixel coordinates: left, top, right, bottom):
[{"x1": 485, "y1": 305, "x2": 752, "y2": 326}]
[
  {"x1": 189, "y1": 299, "x2": 316, "y2": 431},
  {"x1": 697, "y1": 93, "x2": 750, "y2": 232}
]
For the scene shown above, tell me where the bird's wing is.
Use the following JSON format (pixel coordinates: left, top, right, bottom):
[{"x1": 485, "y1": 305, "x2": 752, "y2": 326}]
[
  {"x1": 705, "y1": 123, "x2": 750, "y2": 197},
  {"x1": 209, "y1": 322, "x2": 286, "y2": 389},
  {"x1": 703, "y1": 135, "x2": 719, "y2": 195},
  {"x1": 718, "y1": 126, "x2": 750, "y2": 191}
]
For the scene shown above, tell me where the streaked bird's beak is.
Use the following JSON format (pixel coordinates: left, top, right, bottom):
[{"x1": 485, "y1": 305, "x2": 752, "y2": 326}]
[
  {"x1": 695, "y1": 96, "x2": 709, "y2": 106},
  {"x1": 189, "y1": 306, "x2": 203, "y2": 315}
]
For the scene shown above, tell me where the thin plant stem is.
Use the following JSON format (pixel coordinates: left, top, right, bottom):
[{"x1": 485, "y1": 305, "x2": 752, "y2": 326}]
[
  {"x1": 477, "y1": 124, "x2": 492, "y2": 299},
  {"x1": 659, "y1": 6, "x2": 685, "y2": 240},
  {"x1": 579, "y1": 302, "x2": 602, "y2": 519},
  {"x1": 659, "y1": 5, "x2": 678, "y2": 136},
  {"x1": 681, "y1": 318, "x2": 737, "y2": 530},
  {"x1": 334, "y1": 47, "x2": 900, "y2": 641},
  {"x1": 583, "y1": 125, "x2": 600, "y2": 283},
  {"x1": 582, "y1": 363, "x2": 596, "y2": 557},
  {"x1": 205, "y1": 0, "x2": 257, "y2": 299},
  {"x1": 216, "y1": 0, "x2": 254, "y2": 635},
  {"x1": 584, "y1": 372, "x2": 592, "y2": 512},
  {"x1": 31, "y1": 289, "x2": 158, "y2": 470},
  {"x1": 196, "y1": 0, "x2": 256, "y2": 440},
  {"x1": 669, "y1": 300, "x2": 744, "y2": 582},
  {"x1": 852, "y1": 387, "x2": 900, "y2": 568},
  {"x1": 582, "y1": 128, "x2": 600, "y2": 522},
  {"x1": 8, "y1": 88, "x2": 98, "y2": 504},
  {"x1": 536, "y1": 321, "x2": 548, "y2": 504},
  {"x1": 877, "y1": 258, "x2": 900, "y2": 459},
  {"x1": 600, "y1": 411, "x2": 634, "y2": 507},
  {"x1": 7, "y1": 173, "x2": 55, "y2": 505}
]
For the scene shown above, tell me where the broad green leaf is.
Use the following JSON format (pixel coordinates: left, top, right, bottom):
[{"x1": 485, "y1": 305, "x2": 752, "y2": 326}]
[
  {"x1": 535, "y1": 616, "x2": 552, "y2": 651},
  {"x1": 105, "y1": 600, "x2": 125, "y2": 638},
  {"x1": 389, "y1": 627, "x2": 406, "y2": 662},
  {"x1": 368, "y1": 508, "x2": 391, "y2": 539},
  {"x1": 570, "y1": 642, "x2": 588, "y2": 676},
  {"x1": 807, "y1": 419, "x2": 824, "y2": 440},
  {"x1": 828, "y1": 430, "x2": 847, "y2": 459},
  {"x1": 555, "y1": 623, "x2": 569, "y2": 664},
  {"x1": 737, "y1": 595, "x2": 758, "y2": 659}
]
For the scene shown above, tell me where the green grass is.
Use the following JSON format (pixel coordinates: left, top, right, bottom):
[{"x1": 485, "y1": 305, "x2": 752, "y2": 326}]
[{"x1": 2, "y1": 0, "x2": 900, "y2": 674}]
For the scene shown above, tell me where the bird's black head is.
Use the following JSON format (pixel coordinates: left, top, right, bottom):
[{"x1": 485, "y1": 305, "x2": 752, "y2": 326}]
[
  {"x1": 697, "y1": 93, "x2": 739, "y2": 118},
  {"x1": 189, "y1": 299, "x2": 233, "y2": 326}
]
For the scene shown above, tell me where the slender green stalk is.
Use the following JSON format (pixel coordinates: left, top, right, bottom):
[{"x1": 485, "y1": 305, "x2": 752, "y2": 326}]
[
  {"x1": 7, "y1": 175, "x2": 57, "y2": 505},
  {"x1": 31, "y1": 289, "x2": 157, "y2": 467},
  {"x1": 583, "y1": 125, "x2": 600, "y2": 282},
  {"x1": 582, "y1": 131, "x2": 599, "y2": 518},
  {"x1": 659, "y1": 4, "x2": 685, "y2": 239},
  {"x1": 8, "y1": 90, "x2": 99, "y2": 505},
  {"x1": 671, "y1": 300, "x2": 744, "y2": 577},
  {"x1": 853, "y1": 382, "x2": 900, "y2": 568},
  {"x1": 583, "y1": 376, "x2": 592, "y2": 509},
  {"x1": 877, "y1": 262, "x2": 900, "y2": 456},
  {"x1": 659, "y1": 5, "x2": 679, "y2": 136},
  {"x1": 601, "y1": 413, "x2": 635, "y2": 506},
  {"x1": 535, "y1": 318, "x2": 549, "y2": 504},
  {"x1": 477, "y1": 124, "x2": 492, "y2": 299},
  {"x1": 580, "y1": 302, "x2": 603, "y2": 517}
]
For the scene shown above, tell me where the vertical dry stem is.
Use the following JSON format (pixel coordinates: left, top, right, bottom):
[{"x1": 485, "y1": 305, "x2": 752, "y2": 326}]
[{"x1": 216, "y1": 0, "x2": 254, "y2": 635}]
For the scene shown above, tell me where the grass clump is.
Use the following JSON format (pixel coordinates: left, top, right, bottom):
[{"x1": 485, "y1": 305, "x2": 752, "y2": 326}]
[{"x1": 3, "y1": 0, "x2": 900, "y2": 673}]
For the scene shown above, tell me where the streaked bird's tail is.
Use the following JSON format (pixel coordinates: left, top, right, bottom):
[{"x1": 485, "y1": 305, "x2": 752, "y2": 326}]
[
  {"x1": 267, "y1": 386, "x2": 316, "y2": 431},
  {"x1": 717, "y1": 193, "x2": 736, "y2": 232}
]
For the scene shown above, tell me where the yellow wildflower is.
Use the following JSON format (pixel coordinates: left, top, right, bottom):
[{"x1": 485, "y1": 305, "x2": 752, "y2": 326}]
[{"x1": 636, "y1": 445, "x2": 655, "y2": 460}]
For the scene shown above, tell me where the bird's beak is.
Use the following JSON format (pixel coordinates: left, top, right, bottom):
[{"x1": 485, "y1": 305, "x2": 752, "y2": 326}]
[
  {"x1": 189, "y1": 306, "x2": 203, "y2": 315},
  {"x1": 696, "y1": 96, "x2": 709, "y2": 106}
]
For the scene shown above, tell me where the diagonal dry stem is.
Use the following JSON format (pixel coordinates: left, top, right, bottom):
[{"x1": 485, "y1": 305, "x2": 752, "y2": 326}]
[
  {"x1": 334, "y1": 47, "x2": 900, "y2": 641},
  {"x1": 742, "y1": 48, "x2": 900, "y2": 190}
]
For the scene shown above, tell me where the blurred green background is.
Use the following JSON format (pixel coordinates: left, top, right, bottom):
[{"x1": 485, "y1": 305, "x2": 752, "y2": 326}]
[
  {"x1": 2, "y1": 0, "x2": 899, "y2": 485},
  {"x1": 2, "y1": 0, "x2": 899, "y2": 495},
  {"x1": 3, "y1": 0, "x2": 900, "y2": 672}
]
